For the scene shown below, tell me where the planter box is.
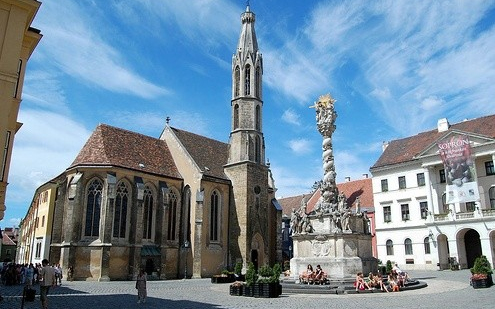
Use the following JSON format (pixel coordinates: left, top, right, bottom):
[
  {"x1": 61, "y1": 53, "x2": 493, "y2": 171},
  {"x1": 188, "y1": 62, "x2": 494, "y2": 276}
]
[
  {"x1": 253, "y1": 282, "x2": 281, "y2": 298},
  {"x1": 244, "y1": 285, "x2": 255, "y2": 297},
  {"x1": 472, "y1": 274, "x2": 493, "y2": 289}
]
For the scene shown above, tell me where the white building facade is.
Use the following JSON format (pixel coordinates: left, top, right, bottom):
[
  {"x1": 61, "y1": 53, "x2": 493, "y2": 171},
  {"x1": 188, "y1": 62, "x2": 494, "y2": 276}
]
[{"x1": 371, "y1": 115, "x2": 495, "y2": 270}]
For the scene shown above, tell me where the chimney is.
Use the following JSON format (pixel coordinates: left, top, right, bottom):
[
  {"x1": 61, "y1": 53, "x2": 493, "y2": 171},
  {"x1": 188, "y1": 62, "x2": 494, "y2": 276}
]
[
  {"x1": 382, "y1": 141, "x2": 389, "y2": 152},
  {"x1": 362, "y1": 173, "x2": 368, "y2": 179},
  {"x1": 345, "y1": 177, "x2": 351, "y2": 182},
  {"x1": 437, "y1": 118, "x2": 450, "y2": 132}
]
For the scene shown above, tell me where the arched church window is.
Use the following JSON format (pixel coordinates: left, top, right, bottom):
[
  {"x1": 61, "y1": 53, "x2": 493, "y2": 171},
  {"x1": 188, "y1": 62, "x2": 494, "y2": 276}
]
[
  {"x1": 167, "y1": 191, "x2": 178, "y2": 240},
  {"x1": 404, "y1": 238, "x2": 413, "y2": 255},
  {"x1": 210, "y1": 191, "x2": 220, "y2": 242},
  {"x1": 386, "y1": 239, "x2": 394, "y2": 255},
  {"x1": 255, "y1": 66, "x2": 261, "y2": 98},
  {"x1": 113, "y1": 181, "x2": 129, "y2": 238},
  {"x1": 234, "y1": 66, "x2": 240, "y2": 97},
  {"x1": 244, "y1": 65, "x2": 251, "y2": 95},
  {"x1": 143, "y1": 185, "x2": 154, "y2": 240},
  {"x1": 255, "y1": 105, "x2": 260, "y2": 131},
  {"x1": 255, "y1": 135, "x2": 261, "y2": 163},
  {"x1": 234, "y1": 104, "x2": 239, "y2": 129},
  {"x1": 85, "y1": 178, "x2": 103, "y2": 237}
]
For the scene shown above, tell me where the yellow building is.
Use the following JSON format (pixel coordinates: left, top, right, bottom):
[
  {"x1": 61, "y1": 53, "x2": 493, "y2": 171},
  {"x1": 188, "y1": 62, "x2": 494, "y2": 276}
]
[{"x1": 0, "y1": 0, "x2": 42, "y2": 220}]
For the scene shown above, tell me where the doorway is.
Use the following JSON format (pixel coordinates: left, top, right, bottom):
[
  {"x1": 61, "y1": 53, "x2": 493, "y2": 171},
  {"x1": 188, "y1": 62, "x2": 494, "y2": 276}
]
[{"x1": 465, "y1": 229, "x2": 482, "y2": 268}]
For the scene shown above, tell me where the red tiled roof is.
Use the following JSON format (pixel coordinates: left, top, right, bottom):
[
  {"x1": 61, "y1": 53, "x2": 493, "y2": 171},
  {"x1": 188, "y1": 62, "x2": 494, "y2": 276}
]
[
  {"x1": 69, "y1": 124, "x2": 182, "y2": 179},
  {"x1": 170, "y1": 127, "x2": 230, "y2": 181},
  {"x1": 372, "y1": 114, "x2": 495, "y2": 169},
  {"x1": 278, "y1": 178, "x2": 374, "y2": 215},
  {"x1": 2, "y1": 233, "x2": 16, "y2": 246}
]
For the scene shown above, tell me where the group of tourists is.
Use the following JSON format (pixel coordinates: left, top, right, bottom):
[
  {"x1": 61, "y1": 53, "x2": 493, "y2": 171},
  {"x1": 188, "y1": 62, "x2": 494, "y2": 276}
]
[{"x1": 355, "y1": 263, "x2": 411, "y2": 292}]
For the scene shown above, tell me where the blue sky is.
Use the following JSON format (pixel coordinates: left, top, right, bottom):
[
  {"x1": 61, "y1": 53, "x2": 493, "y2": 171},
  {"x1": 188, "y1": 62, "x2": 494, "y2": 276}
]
[{"x1": 3, "y1": 0, "x2": 495, "y2": 227}]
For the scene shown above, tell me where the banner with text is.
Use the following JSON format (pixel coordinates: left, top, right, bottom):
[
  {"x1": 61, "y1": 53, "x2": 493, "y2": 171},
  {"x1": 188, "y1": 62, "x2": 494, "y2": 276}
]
[{"x1": 438, "y1": 134, "x2": 479, "y2": 203}]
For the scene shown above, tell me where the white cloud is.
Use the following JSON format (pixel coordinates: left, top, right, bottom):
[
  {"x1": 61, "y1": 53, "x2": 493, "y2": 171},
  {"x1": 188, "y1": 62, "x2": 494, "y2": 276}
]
[
  {"x1": 35, "y1": 1, "x2": 170, "y2": 100},
  {"x1": 420, "y1": 96, "x2": 444, "y2": 111},
  {"x1": 282, "y1": 109, "x2": 301, "y2": 126},
  {"x1": 288, "y1": 138, "x2": 312, "y2": 155},
  {"x1": 370, "y1": 87, "x2": 391, "y2": 101}
]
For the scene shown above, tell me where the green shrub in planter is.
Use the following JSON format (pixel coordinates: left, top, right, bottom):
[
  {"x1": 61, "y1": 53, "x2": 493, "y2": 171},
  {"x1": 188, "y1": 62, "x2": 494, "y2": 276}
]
[
  {"x1": 245, "y1": 262, "x2": 257, "y2": 287},
  {"x1": 386, "y1": 260, "x2": 393, "y2": 274},
  {"x1": 234, "y1": 262, "x2": 243, "y2": 276}
]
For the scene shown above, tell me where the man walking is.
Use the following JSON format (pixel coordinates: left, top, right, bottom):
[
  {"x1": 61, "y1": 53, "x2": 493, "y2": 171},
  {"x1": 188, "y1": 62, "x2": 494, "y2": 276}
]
[{"x1": 39, "y1": 259, "x2": 56, "y2": 309}]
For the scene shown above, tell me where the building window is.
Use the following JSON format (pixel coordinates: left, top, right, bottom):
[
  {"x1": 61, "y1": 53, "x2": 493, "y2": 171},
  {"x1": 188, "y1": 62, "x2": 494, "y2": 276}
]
[
  {"x1": 42, "y1": 215, "x2": 45, "y2": 227},
  {"x1": 439, "y1": 169, "x2": 446, "y2": 183},
  {"x1": 383, "y1": 206, "x2": 391, "y2": 223},
  {"x1": 234, "y1": 66, "x2": 240, "y2": 97},
  {"x1": 466, "y1": 201, "x2": 476, "y2": 212},
  {"x1": 404, "y1": 238, "x2": 413, "y2": 255},
  {"x1": 210, "y1": 191, "x2": 220, "y2": 242},
  {"x1": 143, "y1": 186, "x2": 154, "y2": 240},
  {"x1": 167, "y1": 191, "x2": 178, "y2": 240},
  {"x1": 490, "y1": 187, "x2": 495, "y2": 209},
  {"x1": 417, "y1": 173, "x2": 425, "y2": 186},
  {"x1": 35, "y1": 238, "x2": 42, "y2": 258},
  {"x1": 401, "y1": 204, "x2": 410, "y2": 221},
  {"x1": 255, "y1": 136, "x2": 261, "y2": 163},
  {"x1": 424, "y1": 237, "x2": 431, "y2": 254},
  {"x1": 420, "y1": 201, "x2": 428, "y2": 219},
  {"x1": 485, "y1": 161, "x2": 495, "y2": 176},
  {"x1": 233, "y1": 104, "x2": 239, "y2": 129},
  {"x1": 1, "y1": 131, "x2": 11, "y2": 182},
  {"x1": 14, "y1": 59, "x2": 22, "y2": 98},
  {"x1": 113, "y1": 182, "x2": 129, "y2": 238},
  {"x1": 255, "y1": 66, "x2": 261, "y2": 98},
  {"x1": 381, "y1": 179, "x2": 388, "y2": 192},
  {"x1": 398, "y1": 176, "x2": 406, "y2": 189},
  {"x1": 442, "y1": 193, "x2": 449, "y2": 213},
  {"x1": 386, "y1": 240, "x2": 394, "y2": 255},
  {"x1": 85, "y1": 179, "x2": 103, "y2": 237},
  {"x1": 244, "y1": 64, "x2": 251, "y2": 95},
  {"x1": 255, "y1": 105, "x2": 261, "y2": 131}
]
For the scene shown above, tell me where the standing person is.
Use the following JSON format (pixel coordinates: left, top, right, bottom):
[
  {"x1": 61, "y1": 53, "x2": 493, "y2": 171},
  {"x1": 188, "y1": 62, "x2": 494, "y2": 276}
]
[
  {"x1": 39, "y1": 259, "x2": 56, "y2": 309},
  {"x1": 25, "y1": 264, "x2": 34, "y2": 288},
  {"x1": 136, "y1": 269, "x2": 147, "y2": 304},
  {"x1": 54, "y1": 264, "x2": 62, "y2": 285}
]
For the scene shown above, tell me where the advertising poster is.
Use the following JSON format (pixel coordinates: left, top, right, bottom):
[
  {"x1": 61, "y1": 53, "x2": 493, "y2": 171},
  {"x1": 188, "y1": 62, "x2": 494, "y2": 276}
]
[{"x1": 437, "y1": 134, "x2": 479, "y2": 203}]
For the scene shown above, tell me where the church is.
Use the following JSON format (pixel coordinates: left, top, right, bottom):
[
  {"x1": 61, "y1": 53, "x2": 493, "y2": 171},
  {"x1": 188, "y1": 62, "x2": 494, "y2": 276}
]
[{"x1": 18, "y1": 5, "x2": 282, "y2": 281}]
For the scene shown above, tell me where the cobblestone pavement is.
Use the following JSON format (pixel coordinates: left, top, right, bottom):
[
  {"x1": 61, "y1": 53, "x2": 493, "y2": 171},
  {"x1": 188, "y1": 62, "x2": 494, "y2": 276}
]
[{"x1": 0, "y1": 269, "x2": 493, "y2": 309}]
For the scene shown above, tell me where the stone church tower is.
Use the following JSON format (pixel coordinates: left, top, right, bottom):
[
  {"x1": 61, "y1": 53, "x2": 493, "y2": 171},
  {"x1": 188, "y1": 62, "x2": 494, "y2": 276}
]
[{"x1": 224, "y1": 5, "x2": 278, "y2": 270}]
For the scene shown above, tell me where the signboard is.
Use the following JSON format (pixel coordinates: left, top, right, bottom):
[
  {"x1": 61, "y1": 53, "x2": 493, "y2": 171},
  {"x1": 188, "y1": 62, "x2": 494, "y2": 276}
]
[{"x1": 438, "y1": 134, "x2": 479, "y2": 203}]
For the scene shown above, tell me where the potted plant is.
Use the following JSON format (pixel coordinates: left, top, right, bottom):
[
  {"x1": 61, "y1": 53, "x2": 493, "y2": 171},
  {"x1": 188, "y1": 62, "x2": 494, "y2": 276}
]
[
  {"x1": 229, "y1": 280, "x2": 244, "y2": 296},
  {"x1": 470, "y1": 255, "x2": 493, "y2": 289},
  {"x1": 234, "y1": 261, "x2": 245, "y2": 282},
  {"x1": 244, "y1": 262, "x2": 257, "y2": 297},
  {"x1": 211, "y1": 269, "x2": 235, "y2": 284},
  {"x1": 253, "y1": 264, "x2": 281, "y2": 298}
]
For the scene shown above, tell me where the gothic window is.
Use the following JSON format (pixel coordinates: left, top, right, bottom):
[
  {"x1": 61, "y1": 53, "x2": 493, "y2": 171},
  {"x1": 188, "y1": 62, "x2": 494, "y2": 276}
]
[
  {"x1": 255, "y1": 136, "x2": 261, "y2": 163},
  {"x1": 404, "y1": 238, "x2": 413, "y2": 255},
  {"x1": 244, "y1": 65, "x2": 251, "y2": 95},
  {"x1": 424, "y1": 237, "x2": 431, "y2": 254},
  {"x1": 439, "y1": 169, "x2": 446, "y2": 183},
  {"x1": 234, "y1": 66, "x2": 240, "y2": 97},
  {"x1": 113, "y1": 181, "x2": 129, "y2": 238},
  {"x1": 386, "y1": 240, "x2": 394, "y2": 255},
  {"x1": 167, "y1": 191, "x2": 177, "y2": 240},
  {"x1": 255, "y1": 66, "x2": 261, "y2": 98},
  {"x1": 143, "y1": 185, "x2": 154, "y2": 240},
  {"x1": 183, "y1": 187, "x2": 192, "y2": 243},
  {"x1": 234, "y1": 104, "x2": 239, "y2": 129},
  {"x1": 490, "y1": 187, "x2": 495, "y2": 209},
  {"x1": 85, "y1": 179, "x2": 103, "y2": 237},
  {"x1": 210, "y1": 191, "x2": 220, "y2": 242},
  {"x1": 255, "y1": 105, "x2": 260, "y2": 130}
]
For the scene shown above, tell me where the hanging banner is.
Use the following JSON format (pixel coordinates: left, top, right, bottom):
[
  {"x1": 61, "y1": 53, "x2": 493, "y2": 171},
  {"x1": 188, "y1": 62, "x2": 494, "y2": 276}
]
[{"x1": 437, "y1": 134, "x2": 479, "y2": 203}]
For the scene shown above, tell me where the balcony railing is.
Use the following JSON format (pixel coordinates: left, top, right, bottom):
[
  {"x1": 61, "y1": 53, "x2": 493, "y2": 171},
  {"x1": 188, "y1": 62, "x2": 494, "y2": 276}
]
[{"x1": 432, "y1": 209, "x2": 495, "y2": 222}]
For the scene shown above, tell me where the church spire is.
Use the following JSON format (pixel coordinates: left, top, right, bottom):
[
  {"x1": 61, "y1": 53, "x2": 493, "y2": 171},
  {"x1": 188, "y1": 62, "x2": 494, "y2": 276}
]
[{"x1": 236, "y1": 4, "x2": 258, "y2": 56}]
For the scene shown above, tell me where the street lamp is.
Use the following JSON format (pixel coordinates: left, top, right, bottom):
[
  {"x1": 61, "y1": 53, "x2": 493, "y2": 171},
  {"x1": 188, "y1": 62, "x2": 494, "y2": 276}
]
[{"x1": 184, "y1": 240, "x2": 190, "y2": 279}]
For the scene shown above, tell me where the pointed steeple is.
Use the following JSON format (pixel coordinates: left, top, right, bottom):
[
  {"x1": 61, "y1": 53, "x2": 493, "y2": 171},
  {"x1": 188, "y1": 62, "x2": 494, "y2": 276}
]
[{"x1": 237, "y1": 4, "x2": 258, "y2": 56}]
